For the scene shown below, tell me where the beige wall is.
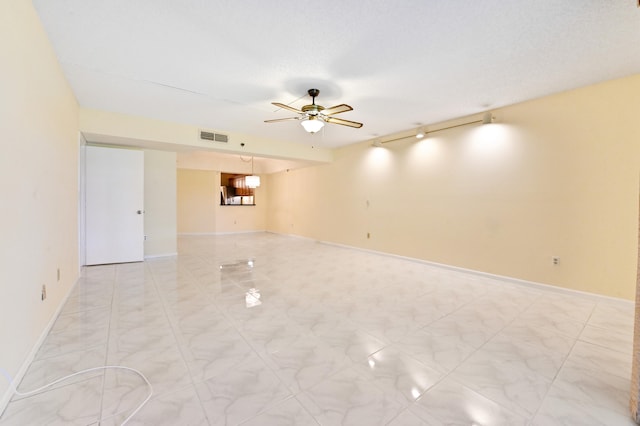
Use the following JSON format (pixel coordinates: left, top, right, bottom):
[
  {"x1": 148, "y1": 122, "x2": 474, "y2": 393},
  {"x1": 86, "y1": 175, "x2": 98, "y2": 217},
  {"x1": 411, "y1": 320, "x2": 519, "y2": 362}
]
[
  {"x1": 0, "y1": 0, "x2": 79, "y2": 409},
  {"x1": 177, "y1": 169, "x2": 217, "y2": 233},
  {"x1": 267, "y1": 75, "x2": 640, "y2": 300},
  {"x1": 177, "y1": 169, "x2": 267, "y2": 234},
  {"x1": 144, "y1": 150, "x2": 177, "y2": 256}
]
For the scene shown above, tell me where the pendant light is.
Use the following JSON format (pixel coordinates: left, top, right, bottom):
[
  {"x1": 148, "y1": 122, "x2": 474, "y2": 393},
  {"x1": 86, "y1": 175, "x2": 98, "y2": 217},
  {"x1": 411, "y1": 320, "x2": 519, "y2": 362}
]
[{"x1": 245, "y1": 157, "x2": 260, "y2": 188}]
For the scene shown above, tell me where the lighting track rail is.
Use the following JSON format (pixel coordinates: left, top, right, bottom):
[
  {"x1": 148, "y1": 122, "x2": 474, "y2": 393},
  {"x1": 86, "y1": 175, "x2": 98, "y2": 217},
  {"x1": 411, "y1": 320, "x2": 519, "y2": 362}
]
[{"x1": 373, "y1": 112, "x2": 494, "y2": 146}]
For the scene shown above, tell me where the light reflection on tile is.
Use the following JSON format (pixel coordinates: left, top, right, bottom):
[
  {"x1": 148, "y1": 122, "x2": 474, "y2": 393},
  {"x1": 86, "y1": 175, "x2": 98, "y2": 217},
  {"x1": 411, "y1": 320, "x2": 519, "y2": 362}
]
[
  {"x1": 0, "y1": 233, "x2": 634, "y2": 425},
  {"x1": 315, "y1": 323, "x2": 388, "y2": 364},
  {"x1": 353, "y1": 347, "x2": 442, "y2": 406},
  {"x1": 409, "y1": 378, "x2": 528, "y2": 425}
]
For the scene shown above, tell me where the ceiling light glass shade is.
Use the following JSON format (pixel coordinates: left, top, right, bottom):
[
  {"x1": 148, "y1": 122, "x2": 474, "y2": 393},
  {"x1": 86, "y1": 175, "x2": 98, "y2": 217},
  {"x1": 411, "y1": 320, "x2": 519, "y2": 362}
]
[
  {"x1": 245, "y1": 175, "x2": 260, "y2": 188},
  {"x1": 300, "y1": 117, "x2": 324, "y2": 133}
]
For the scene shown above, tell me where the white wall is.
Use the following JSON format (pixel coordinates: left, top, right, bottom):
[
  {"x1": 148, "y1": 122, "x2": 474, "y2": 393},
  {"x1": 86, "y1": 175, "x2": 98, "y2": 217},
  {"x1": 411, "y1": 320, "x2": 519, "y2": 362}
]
[
  {"x1": 144, "y1": 150, "x2": 178, "y2": 257},
  {"x1": 0, "y1": 0, "x2": 79, "y2": 410}
]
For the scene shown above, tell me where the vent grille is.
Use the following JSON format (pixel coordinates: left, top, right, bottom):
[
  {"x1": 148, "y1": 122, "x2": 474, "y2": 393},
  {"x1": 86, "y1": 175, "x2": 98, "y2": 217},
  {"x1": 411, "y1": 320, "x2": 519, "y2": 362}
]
[{"x1": 200, "y1": 130, "x2": 228, "y2": 143}]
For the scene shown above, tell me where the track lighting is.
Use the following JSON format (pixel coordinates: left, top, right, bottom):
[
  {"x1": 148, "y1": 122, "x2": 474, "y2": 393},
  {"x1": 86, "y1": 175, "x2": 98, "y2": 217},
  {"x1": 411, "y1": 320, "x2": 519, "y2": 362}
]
[
  {"x1": 423, "y1": 111, "x2": 496, "y2": 135},
  {"x1": 372, "y1": 111, "x2": 496, "y2": 146},
  {"x1": 482, "y1": 112, "x2": 495, "y2": 124}
]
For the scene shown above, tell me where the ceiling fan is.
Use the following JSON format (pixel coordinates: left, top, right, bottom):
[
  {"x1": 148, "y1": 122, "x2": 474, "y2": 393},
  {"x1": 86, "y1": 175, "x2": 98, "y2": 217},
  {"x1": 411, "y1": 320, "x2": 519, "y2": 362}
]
[{"x1": 265, "y1": 88, "x2": 363, "y2": 133}]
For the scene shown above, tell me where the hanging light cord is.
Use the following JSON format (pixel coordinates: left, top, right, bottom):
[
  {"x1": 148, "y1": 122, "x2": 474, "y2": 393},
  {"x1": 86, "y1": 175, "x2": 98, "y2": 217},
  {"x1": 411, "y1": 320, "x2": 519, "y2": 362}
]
[
  {"x1": 238, "y1": 156, "x2": 256, "y2": 175},
  {"x1": 1, "y1": 365, "x2": 152, "y2": 425}
]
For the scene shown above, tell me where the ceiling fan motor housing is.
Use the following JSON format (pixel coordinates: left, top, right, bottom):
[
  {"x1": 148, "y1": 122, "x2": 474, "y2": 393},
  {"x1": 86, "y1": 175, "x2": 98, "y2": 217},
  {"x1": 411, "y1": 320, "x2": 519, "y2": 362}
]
[
  {"x1": 303, "y1": 88, "x2": 323, "y2": 116},
  {"x1": 302, "y1": 104, "x2": 324, "y2": 116}
]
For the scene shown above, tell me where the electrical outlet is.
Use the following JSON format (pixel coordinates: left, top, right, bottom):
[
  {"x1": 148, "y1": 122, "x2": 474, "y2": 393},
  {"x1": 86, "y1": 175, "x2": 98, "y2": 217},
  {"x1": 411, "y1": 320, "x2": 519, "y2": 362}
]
[
  {"x1": 41, "y1": 284, "x2": 47, "y2": 301},
  {"x1": 552, "y1": 256, "x2": 560, "y2": 265}
]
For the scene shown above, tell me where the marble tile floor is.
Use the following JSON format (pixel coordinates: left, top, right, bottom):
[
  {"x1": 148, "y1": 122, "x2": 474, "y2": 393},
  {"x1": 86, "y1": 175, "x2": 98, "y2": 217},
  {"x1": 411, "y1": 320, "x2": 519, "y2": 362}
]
[{"x1": 0, "y1": 233, "x2": 636, "y2": 425}]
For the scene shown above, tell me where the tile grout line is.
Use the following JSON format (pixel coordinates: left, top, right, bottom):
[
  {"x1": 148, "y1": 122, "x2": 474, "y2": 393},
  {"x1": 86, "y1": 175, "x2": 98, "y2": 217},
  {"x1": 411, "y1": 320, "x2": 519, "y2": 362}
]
[
  {"x1": 524, "y1": 300, "x2": 597, "y2": 424},
  {"x1": 146, "y1": 255, "x2": 216, "y2": 425},
  {"x1": 96, "y1": 264, "x2": 118, "y2": 424}
]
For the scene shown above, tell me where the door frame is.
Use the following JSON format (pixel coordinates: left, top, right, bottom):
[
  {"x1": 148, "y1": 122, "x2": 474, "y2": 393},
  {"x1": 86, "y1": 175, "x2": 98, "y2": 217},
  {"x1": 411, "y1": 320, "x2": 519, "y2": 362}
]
[{"x1": 77, "y1": 133, "x2": 86, "y2": 270}]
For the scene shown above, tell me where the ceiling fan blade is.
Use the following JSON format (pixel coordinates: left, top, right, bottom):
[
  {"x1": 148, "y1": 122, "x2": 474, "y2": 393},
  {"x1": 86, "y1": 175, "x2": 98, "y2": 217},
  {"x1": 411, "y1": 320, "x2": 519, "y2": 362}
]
[
  {"x1": 325, "y1": 116, "x2": 363, "y2": 128},
  {"x1": 272, "y1": 102, "x2": 303, "y2": 114},
  {"x1": 322, "y1": 104, "x2": 353, "y2": 116},
  {"x1": 264, "y1": 117, "x2": 300, "y2": 123}
]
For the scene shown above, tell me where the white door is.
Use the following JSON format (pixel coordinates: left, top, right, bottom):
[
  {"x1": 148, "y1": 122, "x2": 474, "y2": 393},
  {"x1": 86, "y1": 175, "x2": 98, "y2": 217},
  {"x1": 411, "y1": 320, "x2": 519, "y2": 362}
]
[{"x1": 85, "y1": 146, "x2": 144, "y2": 265}]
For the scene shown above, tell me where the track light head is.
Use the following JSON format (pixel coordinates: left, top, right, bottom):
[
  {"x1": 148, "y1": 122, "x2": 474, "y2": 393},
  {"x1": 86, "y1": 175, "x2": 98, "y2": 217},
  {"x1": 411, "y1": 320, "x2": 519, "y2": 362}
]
[{"x1": 482, "y1": 112, "x2": 495, "y2": 124}]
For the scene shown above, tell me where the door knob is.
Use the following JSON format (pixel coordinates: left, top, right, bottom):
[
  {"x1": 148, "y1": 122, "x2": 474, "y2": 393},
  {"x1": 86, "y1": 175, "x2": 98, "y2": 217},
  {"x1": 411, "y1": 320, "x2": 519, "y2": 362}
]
[{"x1": 137, "y1": 210, "x2": 143, "y2": 214}]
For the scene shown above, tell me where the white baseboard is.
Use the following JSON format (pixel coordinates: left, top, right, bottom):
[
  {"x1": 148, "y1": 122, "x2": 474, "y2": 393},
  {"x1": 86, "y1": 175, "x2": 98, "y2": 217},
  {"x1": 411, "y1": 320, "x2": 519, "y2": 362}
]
[
  {"x1": 0, "y1": 277, "x2": 78, "y2": 415},
  {"x1": 178, "y1": 230, "x2": 266, "y2": 236},
  {"x1": 144, "y1": 252, "x2": 178, "y2": 259}
]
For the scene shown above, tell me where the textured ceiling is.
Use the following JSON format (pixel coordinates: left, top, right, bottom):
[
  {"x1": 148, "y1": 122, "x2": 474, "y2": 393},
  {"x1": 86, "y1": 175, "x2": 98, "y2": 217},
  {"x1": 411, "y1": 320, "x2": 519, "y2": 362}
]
[{"x1": 34, "y1": 1, "x2": 640, "y2": 149}]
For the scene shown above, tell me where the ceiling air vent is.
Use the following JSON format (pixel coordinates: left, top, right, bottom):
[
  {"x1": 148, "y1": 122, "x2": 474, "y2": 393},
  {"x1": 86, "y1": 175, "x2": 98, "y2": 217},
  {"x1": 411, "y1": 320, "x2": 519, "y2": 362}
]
[{"x1": 200, "y1": 130, "x2": 228, "y2": 143}]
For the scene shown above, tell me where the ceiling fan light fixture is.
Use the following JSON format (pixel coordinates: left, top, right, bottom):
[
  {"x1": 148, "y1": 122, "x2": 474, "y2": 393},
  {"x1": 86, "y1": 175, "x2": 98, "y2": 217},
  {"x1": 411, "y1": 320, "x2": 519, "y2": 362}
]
[{"x1": 301, "y1": 117, "x2": 325, "y2": 133}]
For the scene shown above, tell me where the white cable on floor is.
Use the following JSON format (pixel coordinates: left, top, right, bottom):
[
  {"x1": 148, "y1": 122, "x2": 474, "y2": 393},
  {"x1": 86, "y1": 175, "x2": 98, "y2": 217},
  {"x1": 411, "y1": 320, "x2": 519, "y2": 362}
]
[{"x1": 1, "y1": 365, "x2": 152, "y2": 425}]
